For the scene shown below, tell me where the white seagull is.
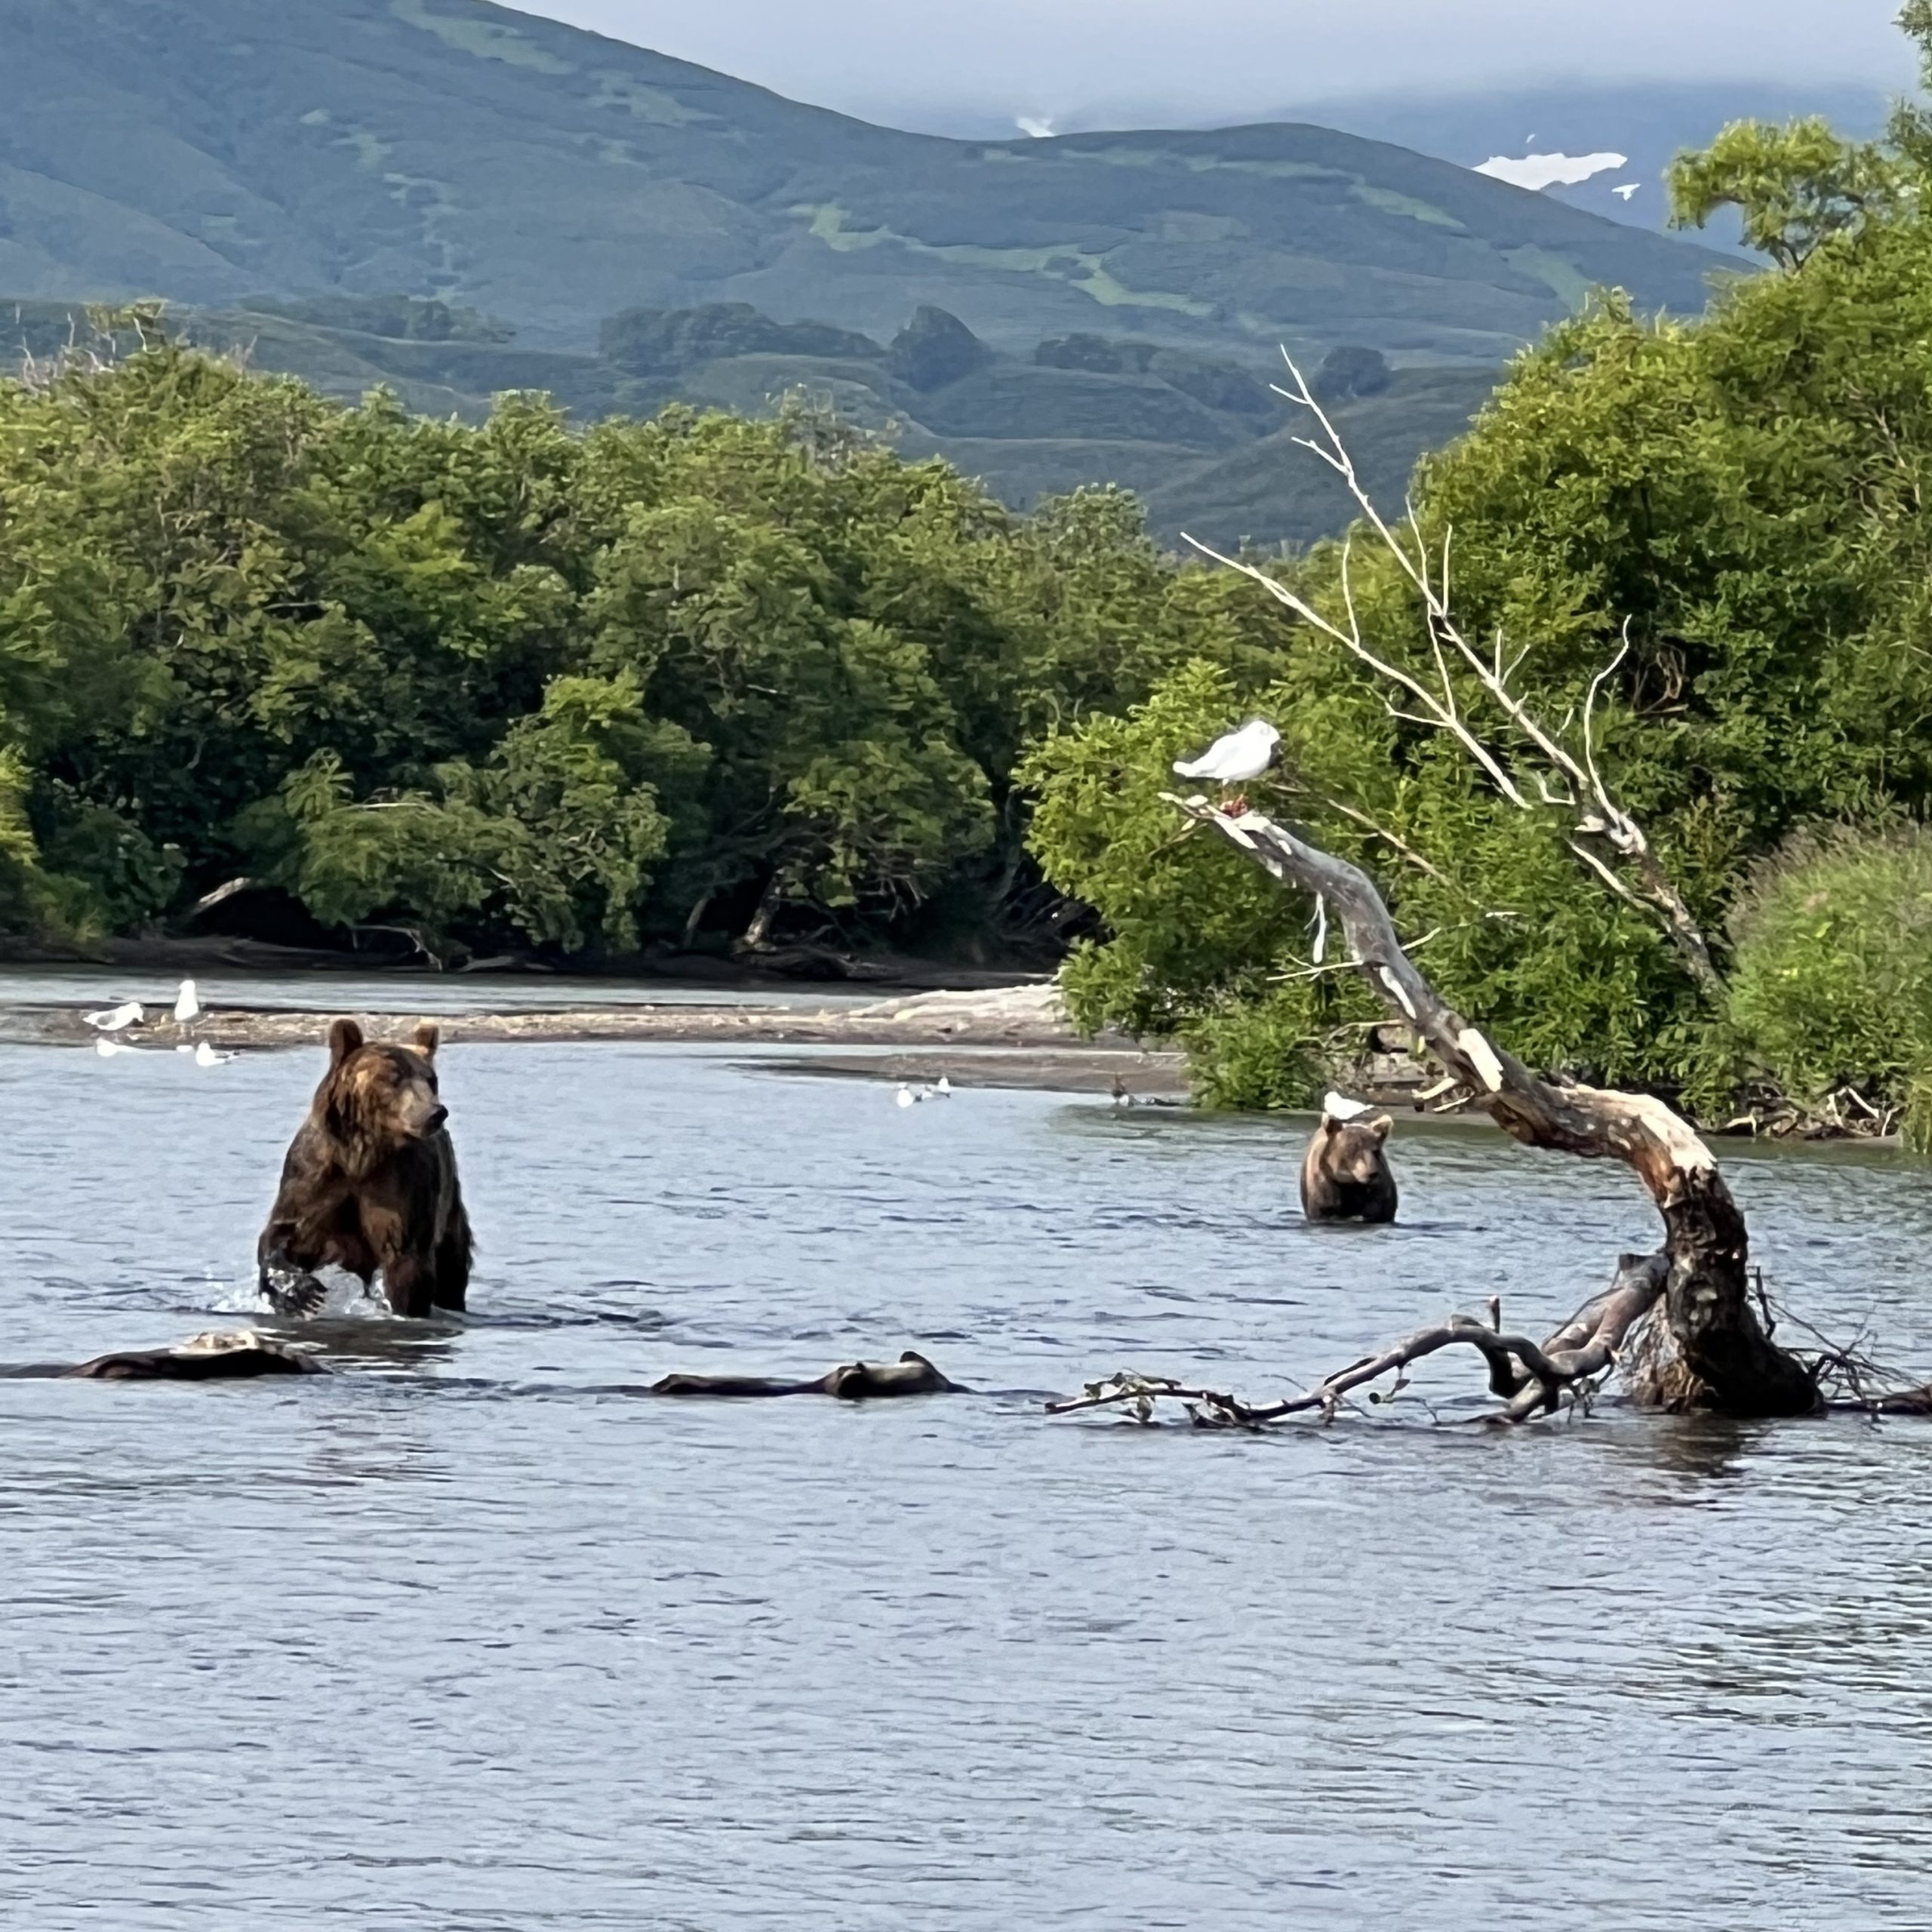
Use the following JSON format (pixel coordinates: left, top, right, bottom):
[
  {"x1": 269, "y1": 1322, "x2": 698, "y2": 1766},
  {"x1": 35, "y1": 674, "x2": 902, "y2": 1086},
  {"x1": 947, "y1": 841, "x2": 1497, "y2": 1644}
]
[
  {"x1": 1173, "y1": 718, "x2": 1281, "y2": 808},
  {"x1": 934, "y1": 1075, "x2": 952, "y2": 1097},
  {"x1": 83, "y1": 1001, "x2": 143, "y2": 1032},
  {"x1": 193, "y1": 1040, "x2": 237, "y2": 1067},
  {"x1": 1322, "y1": 1091, "x2": 1374, "y2": 1121},
  {"x1": 173, "y1": 978, "x2": 202, "y2": 1028},
  {"x1": 95, "y1": 1036, "x2": 138, "y2": 1058},
  {"x1": 896, "y1": 1083, "x2": 919, "y2": 1108}
]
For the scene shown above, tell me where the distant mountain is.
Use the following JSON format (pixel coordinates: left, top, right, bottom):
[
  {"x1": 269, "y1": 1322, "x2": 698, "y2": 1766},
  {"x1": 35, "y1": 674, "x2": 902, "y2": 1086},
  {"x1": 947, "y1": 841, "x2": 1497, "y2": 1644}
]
[{"x1": 0, "y1": 0, "x2": 1734, "y2": 361}]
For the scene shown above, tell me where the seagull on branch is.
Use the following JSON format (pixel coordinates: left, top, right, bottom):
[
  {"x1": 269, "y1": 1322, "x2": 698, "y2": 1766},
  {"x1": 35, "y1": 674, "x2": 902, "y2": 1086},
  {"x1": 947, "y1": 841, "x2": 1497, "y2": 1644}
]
[
  {"x1": 172, "y1": 979, "x2": 202, "y2": 1030},
  {"x1": 84, "y1": 1001, "x2": 143, "y2": 1032},
  {"x1": 1173, "y1": 718, "x2": 1281, "y2": 814},
  {"x1": 1322, "y1": 1091, "x2": 1374, "y2": 1121}
]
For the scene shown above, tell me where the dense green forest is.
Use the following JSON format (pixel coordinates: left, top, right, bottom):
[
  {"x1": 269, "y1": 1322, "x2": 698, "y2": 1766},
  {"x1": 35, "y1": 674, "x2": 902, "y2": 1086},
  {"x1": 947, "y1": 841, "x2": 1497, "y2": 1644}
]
[
  {"x1": 1026, "y1": 8, "x2": 1932, "y2": 1136},
  {"x1": 0, "y1": 339, "x2": 1281, "y2": 965}
]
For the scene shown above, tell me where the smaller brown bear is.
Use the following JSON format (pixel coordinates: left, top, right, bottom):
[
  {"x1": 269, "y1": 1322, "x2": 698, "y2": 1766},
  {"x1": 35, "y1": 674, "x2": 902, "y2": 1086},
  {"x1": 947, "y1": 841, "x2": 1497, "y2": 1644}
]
[
  {"x1": 1300, "y1": 1099, "x2": 1398, "y2": 1223},
  {"x1": 257, "y1": 1019, "x2": 473, "y2": 1319}
]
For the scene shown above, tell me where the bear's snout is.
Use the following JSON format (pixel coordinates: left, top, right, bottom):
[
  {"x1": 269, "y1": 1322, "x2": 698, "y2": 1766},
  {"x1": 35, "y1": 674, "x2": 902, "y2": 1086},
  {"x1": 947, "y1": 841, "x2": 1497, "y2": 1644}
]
[{"x1": 423, "y1": 1103, "x2": 448, "y2": 1134}]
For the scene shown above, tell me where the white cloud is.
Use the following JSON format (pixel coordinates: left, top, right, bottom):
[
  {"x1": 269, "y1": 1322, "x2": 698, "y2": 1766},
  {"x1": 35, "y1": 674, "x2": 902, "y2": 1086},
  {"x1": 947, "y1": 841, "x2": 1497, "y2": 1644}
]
[
  {"x1": 1612, "y1": 181, "x2": 1641, "y2": 200},
  {"x1": 1475, "y1": 149, "x2": 1629, "y2": 189}
]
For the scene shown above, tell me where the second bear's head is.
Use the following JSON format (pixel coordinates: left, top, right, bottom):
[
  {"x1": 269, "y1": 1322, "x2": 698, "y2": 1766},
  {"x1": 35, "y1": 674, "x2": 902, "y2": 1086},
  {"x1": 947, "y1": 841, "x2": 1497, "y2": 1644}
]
[
  {"x1": 1312, "y1": 1111, "x2": 1392, "y2": 1187},
  {"x1": 320, "y1": 1017, "x2": 449, "y2": 1168}
]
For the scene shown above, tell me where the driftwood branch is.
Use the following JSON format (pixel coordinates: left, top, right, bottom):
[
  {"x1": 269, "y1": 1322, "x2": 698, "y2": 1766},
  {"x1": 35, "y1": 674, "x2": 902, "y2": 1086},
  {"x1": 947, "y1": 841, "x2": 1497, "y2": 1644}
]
[
  {"x1": 1145, "y1": 797, "x2": 1817, "y2": 1419},
  {"x1": 1181, "y1": 356, "x2": 1724, "y2": 1002},
  {"x1": 1051, "y1": 1254, "x2": 1667, "y2": 1429}
]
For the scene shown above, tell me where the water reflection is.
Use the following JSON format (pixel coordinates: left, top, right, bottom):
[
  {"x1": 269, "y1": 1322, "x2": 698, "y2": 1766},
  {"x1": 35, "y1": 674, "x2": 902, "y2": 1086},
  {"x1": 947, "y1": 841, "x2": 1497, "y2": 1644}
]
[{"x1": 4, "y1": 1038, "x2": 1932, "y2": 1928}]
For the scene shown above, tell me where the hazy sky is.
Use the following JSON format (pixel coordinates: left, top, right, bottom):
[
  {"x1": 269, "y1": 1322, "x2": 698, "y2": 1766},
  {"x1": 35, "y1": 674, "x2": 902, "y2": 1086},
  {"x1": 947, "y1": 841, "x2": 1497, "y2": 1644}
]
[{"x1": 512, "y1": 0, "x2": 1914, "y2": 131}]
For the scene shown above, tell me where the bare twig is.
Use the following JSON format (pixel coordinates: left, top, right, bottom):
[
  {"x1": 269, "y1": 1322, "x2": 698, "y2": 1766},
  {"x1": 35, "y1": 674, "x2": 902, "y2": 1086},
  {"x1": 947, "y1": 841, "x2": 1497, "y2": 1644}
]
[
  {"x1": 1183, "y1": 354, "x2": 1724, "y2": 1001},
  {"x1": 1050, "y1": 1254, "x2": 1671, "y2": 1429}
]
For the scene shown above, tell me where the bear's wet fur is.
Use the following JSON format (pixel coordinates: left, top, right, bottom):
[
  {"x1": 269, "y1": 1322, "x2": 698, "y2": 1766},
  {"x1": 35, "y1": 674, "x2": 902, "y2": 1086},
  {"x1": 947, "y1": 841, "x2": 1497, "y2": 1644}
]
[
  {"x1": 257, "y1": 1019, "x2": 473, "y2": 1318},
  {"x1": 1300, "y1": 1109, "x2": 1398, "y2": 1223}
]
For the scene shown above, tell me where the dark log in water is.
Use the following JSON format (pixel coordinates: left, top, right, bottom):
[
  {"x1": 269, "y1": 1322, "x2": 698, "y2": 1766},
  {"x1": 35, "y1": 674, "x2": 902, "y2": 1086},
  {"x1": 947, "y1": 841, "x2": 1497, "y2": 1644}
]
[
  {"x1": 649, "y1": 1351, "x2": 963, "y2": 1400},
  {"x1": 8, "y1": 1331, "x2": 329, "y2": 1381}
]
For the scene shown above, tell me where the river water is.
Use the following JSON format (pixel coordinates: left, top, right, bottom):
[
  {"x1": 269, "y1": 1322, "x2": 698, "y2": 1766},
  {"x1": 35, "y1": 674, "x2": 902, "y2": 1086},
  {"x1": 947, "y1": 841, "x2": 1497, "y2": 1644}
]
[{"x1": 4, "y1": 1032, "x2": 1932, "y2": 1929}]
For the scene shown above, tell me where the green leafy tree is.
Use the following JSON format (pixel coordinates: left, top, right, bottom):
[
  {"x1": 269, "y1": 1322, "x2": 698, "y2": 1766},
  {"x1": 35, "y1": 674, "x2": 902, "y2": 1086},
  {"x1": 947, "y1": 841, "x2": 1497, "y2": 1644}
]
[{"x1": 1026, "y1": 5, "x2": 1932, "y2": 1114}]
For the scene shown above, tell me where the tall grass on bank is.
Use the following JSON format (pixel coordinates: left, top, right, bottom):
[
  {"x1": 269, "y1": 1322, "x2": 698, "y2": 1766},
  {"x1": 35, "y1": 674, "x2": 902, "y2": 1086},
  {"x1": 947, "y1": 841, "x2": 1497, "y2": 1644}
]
[{"x1": 1727, "y1": 826, "x2": 1932, "y2": 1145}]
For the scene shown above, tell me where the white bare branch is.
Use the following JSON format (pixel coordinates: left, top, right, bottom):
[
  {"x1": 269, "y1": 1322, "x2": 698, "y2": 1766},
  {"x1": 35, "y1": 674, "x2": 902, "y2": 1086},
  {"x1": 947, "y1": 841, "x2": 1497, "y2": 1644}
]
[{"x1": 1187, "y1": 350, "x2": 1724, "y2": 1001}]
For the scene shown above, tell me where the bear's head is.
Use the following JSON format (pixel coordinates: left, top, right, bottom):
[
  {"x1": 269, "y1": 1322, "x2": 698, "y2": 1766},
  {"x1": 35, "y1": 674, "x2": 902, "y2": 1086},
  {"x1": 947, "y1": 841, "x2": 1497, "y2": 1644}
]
[
  {"x1": 320, "y1": 1019, "x2": 448, "y2": 1172},
  {"x1": 1313, "y1": 1111, "x2": 1392, "y2": 1187}
]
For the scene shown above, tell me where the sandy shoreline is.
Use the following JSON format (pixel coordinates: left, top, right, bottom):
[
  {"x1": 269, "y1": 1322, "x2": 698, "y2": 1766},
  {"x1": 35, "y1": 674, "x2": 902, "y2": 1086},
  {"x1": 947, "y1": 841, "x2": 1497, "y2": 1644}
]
[{"x1": 2, "y1": 983, "x2": 1195, "y2": 1097}]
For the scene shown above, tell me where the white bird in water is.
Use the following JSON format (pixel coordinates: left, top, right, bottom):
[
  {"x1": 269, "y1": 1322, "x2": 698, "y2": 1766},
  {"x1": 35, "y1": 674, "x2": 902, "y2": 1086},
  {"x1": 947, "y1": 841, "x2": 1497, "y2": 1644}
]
[
  {"x1": 1173, "y1": 718, "x2": 1281, "y2": 811},
  {"x1": 173, "y1": 978, "x2": 202, "y2": 1028},
  {"x1": 84, "y1": 1001, "x2": 143, "y2": 1032},
  {"x1": 193, "y1": 1040, "x2": 237, "y2": 1067},
  {"x1": 95, "y1": 1036, "x2": 138, "y2": 1058},
  {"x1": 896, "y1": 1084, "x2": 919, "y2": 1108},
  {"x1": 934, "y1": 1075, "x2": 952, "y2": 1097}
]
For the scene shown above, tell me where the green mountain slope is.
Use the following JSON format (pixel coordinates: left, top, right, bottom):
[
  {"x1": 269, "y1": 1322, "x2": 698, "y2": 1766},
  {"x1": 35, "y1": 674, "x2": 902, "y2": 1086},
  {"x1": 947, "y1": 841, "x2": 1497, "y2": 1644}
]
[
  {"x1": 5, "y1": 294, "x2": 1497, "y2": 551},
  {"x1": 0, "y1": 0, "x2": 1733, "y2": 359}
]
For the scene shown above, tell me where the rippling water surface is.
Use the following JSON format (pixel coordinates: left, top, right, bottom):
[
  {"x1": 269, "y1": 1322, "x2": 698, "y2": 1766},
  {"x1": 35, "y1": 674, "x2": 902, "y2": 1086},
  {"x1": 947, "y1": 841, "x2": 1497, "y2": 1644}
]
[{"x1": 5, "y1": 1034, "x2": 1932, "y2": 1929}]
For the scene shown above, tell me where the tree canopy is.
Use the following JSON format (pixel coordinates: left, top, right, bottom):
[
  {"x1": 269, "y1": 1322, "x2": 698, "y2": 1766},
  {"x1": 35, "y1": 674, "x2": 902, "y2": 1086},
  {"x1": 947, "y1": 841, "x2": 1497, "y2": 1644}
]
[
  {"x1": 1025, "y1": 8, "x2": 1932, "y2": 1127},
  {"x1": 0, "y1": 341, "x2": 1275, "y2": 963}
]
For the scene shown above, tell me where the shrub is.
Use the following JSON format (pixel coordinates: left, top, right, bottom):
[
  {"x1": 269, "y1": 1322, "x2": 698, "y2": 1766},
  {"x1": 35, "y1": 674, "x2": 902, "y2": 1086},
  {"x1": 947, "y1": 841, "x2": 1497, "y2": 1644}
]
[{"x1": 1726, "y1": 825, "x2": 1932, "y2": 1123}]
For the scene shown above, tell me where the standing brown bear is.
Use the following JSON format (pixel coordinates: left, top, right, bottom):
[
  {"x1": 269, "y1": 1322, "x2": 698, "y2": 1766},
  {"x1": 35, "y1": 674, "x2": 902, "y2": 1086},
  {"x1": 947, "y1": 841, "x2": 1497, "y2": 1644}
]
[
  {"x1": 257, "y1": 1019, "x2": 473, "y2": 1318},
  {"x1": 1300, "y1": 1096, "x2": 1398, "y2": 1223}
]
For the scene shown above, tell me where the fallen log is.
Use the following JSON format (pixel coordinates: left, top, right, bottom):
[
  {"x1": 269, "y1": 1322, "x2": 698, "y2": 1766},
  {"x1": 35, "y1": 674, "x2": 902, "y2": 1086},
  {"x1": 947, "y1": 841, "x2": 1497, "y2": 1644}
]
[
  {"x1": 1064, "y1": 798, "x2": 1825, "y2": 1423},
  {"x1": 0, "y1": 1330, "x2": 328, "y2": 1381},
  {"x1": 648, "y1": 1350, "x2": 963, "y2": 1400}
]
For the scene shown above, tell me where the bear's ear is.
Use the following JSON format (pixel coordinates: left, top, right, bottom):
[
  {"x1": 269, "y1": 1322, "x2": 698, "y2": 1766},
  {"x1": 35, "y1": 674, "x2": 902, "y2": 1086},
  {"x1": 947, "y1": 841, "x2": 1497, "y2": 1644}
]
[
  {"x1": 412, "y1": 1022, "x2": 440, "y2": 1060},
  {"x1": 1368, "y1": 1115, "x2": 1392, "y2": 1143},
  {"x1": 328, "y1": 1018, "x2": 365, "y2": 1067},
  {"x1": 1319, "y1": 1115, "x2": 1342, "y2": 1134}
]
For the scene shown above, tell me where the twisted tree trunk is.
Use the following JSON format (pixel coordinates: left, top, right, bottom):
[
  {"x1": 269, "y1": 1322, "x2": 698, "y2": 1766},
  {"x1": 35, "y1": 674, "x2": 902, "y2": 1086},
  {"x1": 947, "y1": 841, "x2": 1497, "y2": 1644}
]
[{"x1": 1178, "y1": 797, "x2": 1817, "y2": 1418}]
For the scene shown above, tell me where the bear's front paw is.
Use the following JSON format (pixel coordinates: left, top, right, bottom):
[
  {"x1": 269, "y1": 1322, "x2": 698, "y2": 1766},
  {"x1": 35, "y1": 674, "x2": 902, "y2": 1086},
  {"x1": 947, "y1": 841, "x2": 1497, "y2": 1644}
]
[{"x1": 260, "y1": 1263, "x2": 330, "y2": 1318}]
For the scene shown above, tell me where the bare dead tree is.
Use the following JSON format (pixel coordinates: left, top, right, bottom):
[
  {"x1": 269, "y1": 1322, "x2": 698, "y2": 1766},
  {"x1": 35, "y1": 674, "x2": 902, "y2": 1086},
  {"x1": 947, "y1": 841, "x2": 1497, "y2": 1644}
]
[
  {"x1": 1055, "y1": 796, "x2": 1820, "y2": 1424},
  {"x1": 1183, "y1": 355, "x2": 1725, "y2": 1003}
]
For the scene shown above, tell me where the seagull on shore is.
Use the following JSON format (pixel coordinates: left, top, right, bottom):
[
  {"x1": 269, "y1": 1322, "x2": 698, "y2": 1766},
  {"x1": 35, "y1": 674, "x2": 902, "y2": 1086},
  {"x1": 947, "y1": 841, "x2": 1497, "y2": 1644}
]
[
  {"x1": 1174, "y1": 718, "x2": 1281, "y2": 813},
  {"x1": 84, "y1": 1001, "x2": 143, "y2": 1032},
  {"x1": 193, "y1": 1040, "x2": 237, "y2": 1067},
  {"x1": 173, "y1": 978, "x2": 202, "y2": 1029}
]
